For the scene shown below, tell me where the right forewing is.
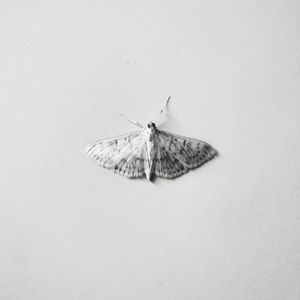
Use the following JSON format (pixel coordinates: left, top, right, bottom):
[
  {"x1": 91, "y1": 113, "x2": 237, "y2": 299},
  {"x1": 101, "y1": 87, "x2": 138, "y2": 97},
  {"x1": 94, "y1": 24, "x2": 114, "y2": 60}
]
[{"x1": 153, "y1": 130, "x2": 217, "y2": 178}]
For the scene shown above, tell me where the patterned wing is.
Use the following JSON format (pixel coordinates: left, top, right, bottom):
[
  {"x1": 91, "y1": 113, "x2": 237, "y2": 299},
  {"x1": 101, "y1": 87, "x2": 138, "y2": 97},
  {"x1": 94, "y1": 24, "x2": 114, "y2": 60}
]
[
  {"x1": 154, "y1": 130, "x2": 217, "y2": 179},
  {"x1": 85, "y1": 131, "x2": 147, "y2": 178}
]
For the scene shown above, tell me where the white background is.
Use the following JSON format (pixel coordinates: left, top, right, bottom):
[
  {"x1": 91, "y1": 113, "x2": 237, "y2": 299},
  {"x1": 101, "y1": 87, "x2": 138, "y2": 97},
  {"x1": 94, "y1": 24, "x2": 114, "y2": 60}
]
[{"x1": 1, "y1": 1, "x2": 300, "y2": 299}]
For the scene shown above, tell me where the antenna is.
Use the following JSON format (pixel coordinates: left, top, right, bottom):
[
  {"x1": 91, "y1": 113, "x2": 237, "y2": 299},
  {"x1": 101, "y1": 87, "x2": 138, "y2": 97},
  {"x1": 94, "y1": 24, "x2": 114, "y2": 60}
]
[
  {"x1": 155, "y1": 96, "x2": 171, "y2": 123},
  {"x1": 118, "y1": 113, "x2": 144, "y2": 128}
]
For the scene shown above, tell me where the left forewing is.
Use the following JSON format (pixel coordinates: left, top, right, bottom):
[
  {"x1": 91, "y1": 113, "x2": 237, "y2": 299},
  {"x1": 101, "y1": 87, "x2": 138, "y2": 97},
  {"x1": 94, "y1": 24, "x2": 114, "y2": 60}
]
[{"x1": 86, "y1": 131, "x2": 147, "y2": 178}]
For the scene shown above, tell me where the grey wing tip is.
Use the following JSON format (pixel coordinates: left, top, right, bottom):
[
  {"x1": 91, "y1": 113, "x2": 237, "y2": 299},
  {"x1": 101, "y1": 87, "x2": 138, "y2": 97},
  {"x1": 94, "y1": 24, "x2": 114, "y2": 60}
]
[
  {"x1": 84, "y1": 144, "x2": 93, "y2": 156},
  {"x1": 84, "y1": 145, "x2": 89, "y2": 154},
  {"x1": 212, "y1": 147, "x2": 219, "y2": 157}
]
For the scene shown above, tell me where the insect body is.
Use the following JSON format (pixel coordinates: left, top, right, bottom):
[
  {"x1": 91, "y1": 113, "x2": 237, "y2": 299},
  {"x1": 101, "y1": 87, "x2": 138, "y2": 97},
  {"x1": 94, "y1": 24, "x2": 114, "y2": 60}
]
[{"x1": 85, "y1": 97, "x2": 217, "y2": 181}]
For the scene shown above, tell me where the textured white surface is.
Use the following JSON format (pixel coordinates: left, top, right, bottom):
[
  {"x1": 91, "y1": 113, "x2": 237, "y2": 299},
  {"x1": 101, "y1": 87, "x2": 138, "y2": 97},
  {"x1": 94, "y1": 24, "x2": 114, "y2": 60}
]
[{"x1": 1, "y1": 1, "x2": 300, "y2": 299}]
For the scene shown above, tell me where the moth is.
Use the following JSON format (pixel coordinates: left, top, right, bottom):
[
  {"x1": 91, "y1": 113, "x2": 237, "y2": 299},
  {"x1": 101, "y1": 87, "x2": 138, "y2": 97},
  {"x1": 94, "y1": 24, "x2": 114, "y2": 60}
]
[{"x1": 85, "y1": 97, "x2": 217, "y2": 181}]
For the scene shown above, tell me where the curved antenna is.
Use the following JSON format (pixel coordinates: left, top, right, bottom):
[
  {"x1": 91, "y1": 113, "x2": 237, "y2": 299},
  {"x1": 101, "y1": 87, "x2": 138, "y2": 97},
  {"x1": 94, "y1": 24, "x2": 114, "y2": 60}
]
[
  {"x1": 155, "y1": 96, "x2": 171, "y2": 124},
  {"x1": 118, "y1": 113, "x2": 144, "y2": 128}
]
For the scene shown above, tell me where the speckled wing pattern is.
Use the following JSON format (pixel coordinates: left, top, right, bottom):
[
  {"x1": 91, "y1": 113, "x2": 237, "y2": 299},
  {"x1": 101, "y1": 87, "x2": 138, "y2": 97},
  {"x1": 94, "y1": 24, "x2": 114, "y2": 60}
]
[
  {"x1": 86, "y1": 129, "x2": 217, "y2": 180},
  {"x1": 86, "y1": 131, "x2": 147, "y2": 178},
  {"x1": 153, "y1": 130, "x2": 217, "y2": 179}
]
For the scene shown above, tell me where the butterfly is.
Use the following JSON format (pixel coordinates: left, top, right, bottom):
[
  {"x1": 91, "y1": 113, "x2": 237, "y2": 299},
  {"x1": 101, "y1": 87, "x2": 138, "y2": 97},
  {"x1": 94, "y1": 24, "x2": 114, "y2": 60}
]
[{"x1": 85, "y1": 97, "x2": 217, "y2": 181}]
